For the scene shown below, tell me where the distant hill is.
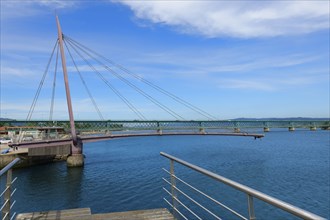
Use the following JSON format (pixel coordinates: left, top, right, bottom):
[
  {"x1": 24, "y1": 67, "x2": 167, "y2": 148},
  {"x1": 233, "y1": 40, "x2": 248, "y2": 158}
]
[
  {"x1": 0, "y1": 118, "x2": 15, "y2": 121},
  {"x1": 232, "y1": 117, "x2": 329, "y2": 121}
]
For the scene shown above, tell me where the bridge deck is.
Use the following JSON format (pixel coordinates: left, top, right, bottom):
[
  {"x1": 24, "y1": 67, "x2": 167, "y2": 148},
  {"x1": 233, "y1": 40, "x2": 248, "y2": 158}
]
[
  {"x1": 9, "y1": 132, "x2": 264, "y2": 149},
  {"x1": 15, "y1": 208, "x2": 174, "y2": 220}
]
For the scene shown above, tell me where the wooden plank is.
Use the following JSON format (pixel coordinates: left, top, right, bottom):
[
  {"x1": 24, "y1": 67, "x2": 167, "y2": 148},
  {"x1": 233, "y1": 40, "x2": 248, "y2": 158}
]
[
  {"x1": 91, "y1": 208, "x2": 174, "y2": 220},
  {"x1": 15, "y1": 208, "x2": 91, "y2": 220},
  {"x1": 15, "y1": 208, "x2": 174, "y2": 220}
]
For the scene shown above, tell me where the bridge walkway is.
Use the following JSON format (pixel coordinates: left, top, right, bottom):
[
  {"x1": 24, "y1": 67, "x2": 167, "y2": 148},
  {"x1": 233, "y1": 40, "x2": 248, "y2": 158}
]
[{"x1": 15, "y1": 207, "x2": 174, "y2": 220}]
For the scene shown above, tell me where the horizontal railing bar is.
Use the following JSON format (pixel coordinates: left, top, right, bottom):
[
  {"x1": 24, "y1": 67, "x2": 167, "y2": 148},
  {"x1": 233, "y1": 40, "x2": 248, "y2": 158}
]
[
  {"x1": 10, "y1": 200, "x2": 16, "y2": 210},
  {"x1": 164, "y1": 198, "x2": 188, "y2": 220},
  {"x1": 163, "y1": 187, "x2": 202, "y2": 220},
  {"x1": 161, "y1": 152, "x2": 326, "y2": 220},
  {"x1": 0, "y1": 158, "x2": 20, "y2": 176},
  {"x1": 0, "y1": 200, "x2": 8, "y2": 212},
  {"x1": 10, "y1": 188, "x2": 17, "y2": 197},
  {"x1": 10, "y1": 212, "x2": 16, "y2": 220},
  {"x1": 0, "y1": 186, "x2": 10, "y2": 198},
  {"x1": 2, "y1": 212, "x2": 8, "y2": 220},
  {"x1": 163, "y1": 178, "x2": 222, "y2": 220},
  {"x1": 11, "y1": 177, "x2": 18, "y2": 185},
  {"x1": 163, "y1": 168, "x2": 247, "y2": 220}
]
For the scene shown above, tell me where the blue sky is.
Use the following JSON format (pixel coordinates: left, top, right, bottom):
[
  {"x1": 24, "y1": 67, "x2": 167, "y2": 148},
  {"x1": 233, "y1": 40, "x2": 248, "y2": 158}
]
[{"x1": 1, "y1": 1, "x2": 329, "y2": 120}]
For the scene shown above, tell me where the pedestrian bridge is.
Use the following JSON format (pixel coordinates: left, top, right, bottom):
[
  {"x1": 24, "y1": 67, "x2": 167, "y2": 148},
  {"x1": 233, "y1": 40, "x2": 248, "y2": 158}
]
[
  {"x1": 5, "y1": 119, "x2": 330, "y2": 135},
  {"x1": 5, "y1": 119, "x2": 329, "y2": 155}
]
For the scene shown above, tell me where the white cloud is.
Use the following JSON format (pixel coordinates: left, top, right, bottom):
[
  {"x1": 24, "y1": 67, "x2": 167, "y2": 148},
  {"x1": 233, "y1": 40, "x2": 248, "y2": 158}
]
[
  {"x1": 1, "y1": 0, "x2": 77, "y2": 20},
  {"x1": 217, "y1": 72, "x2": 328, "y2": 91},
  {"x1": 0, "y1": 66, "x2": 37, "y2": 77},
  {"x1": 218, "y1": 79, "x2": 275, "y2": 91},
  {"x1": 117, "y1": 1, "x2": 329, "y2": 38}
]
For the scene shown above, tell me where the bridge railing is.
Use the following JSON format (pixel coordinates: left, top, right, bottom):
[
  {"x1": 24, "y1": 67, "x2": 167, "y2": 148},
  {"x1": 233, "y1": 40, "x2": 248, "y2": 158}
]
[
  {"x1": 4, "y1": 120, "x2": 330, "y2": 131},
  {"x1": 0, "y1": 158, "x2": 20, "y2": 220},
  {"x1": 2, "y1": 120, "x2": 330, "y2": 140},
  {"x1": 161, "y1": 152, "x2": 325, "y2": 220}
]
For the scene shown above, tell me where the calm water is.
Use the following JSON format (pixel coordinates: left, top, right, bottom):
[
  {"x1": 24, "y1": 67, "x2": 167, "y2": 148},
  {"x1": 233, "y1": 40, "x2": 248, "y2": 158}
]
[{"x1": 3, "y1": 129, "x2": 330, "y2": 219}]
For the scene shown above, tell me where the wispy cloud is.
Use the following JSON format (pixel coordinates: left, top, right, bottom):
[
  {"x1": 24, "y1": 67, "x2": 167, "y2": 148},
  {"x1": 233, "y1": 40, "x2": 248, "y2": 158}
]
[
  {"x1": 1, "y1": 0, "x2": 78, "y2": 20},
  {"x1": 1, "y1": 66, "x2": 38, "y2": 78},
  {"x1": 216, "y1": 70, "x2": 329, "y2": 91},
  {"x1": 126, "y1": 48, "x2": 322, "y2": 76},
  {"x1": 117, "y1": 1, "x2": 329, "y2": 38}
]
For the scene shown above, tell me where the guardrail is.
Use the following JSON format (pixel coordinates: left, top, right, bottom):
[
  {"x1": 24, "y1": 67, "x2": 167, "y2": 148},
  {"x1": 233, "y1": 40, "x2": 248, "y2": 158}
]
[
  {"x1": 3, "y1": 120, "x2": 330, "y2": 133},
  {"x1": 161, "y1": 152, "x2": 325, "y2": 220},
  {"x1": 0, "y1": 158, "x2": 20, "y2": 220}
]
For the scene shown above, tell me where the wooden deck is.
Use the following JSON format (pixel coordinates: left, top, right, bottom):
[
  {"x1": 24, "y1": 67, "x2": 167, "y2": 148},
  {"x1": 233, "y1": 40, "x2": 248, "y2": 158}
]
[{"x1": 15, "y1": 208, "x2": 174, "y2": 220}]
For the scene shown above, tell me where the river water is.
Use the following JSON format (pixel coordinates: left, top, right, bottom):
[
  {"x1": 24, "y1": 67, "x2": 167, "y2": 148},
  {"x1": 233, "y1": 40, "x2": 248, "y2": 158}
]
[{"x1": 3, "y1": 129, "x2": 330, "y2": 219}]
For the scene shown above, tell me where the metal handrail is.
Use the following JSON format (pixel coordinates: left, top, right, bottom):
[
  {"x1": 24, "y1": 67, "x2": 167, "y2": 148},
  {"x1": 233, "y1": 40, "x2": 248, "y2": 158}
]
[
  {"x1": 160, "y1": 152, "x2": 326, "y2": 220},
  {"x1": 0, "y1": 158, "x2": 20, "y2": 220},
  {"x1": 163, "y1": 168, "x2": 247, "y2": 219},
  {"x1": 0, "y1": 159, "x2": 20, "y2": 176}
]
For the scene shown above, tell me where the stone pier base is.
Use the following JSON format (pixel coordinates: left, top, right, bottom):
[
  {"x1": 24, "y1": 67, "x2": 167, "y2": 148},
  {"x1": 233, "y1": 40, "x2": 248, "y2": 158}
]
[{"x1": 67, "y1": 154, "x2": 84, "y2": 167}]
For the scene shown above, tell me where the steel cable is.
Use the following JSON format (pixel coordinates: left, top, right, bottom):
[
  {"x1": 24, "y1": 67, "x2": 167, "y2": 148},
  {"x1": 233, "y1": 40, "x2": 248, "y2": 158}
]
[
  {"x1": 64, "y1": 38, "x2": 146, "y2": 120},
  {"x1": 26, "y1": 40, "x2": 58, "y2": 121},
  {"x1": 63, "y1": 39, "x2": 105, "y2": 121},
  {"x1": 49, "y1": 44, "x2": 59, "y2": 121},
  {"x1": 64, "y1": 35, "x2": 217, "y2": 120},
  {"x1": 66, "y1": 37, "x2": 184, "y2": 120}
]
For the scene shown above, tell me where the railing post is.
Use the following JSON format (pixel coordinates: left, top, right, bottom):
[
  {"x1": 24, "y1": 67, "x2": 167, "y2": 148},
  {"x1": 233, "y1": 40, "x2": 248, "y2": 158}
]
[
  {"x1": 247, "y1": 194, "x2": 256, "y2": 220},
  {"x1": 199, "y1": 122, "x2": 205, "y2": 134},
  {"x1": 170, "y1": 159, "x2": 178, "y2": 218},
  {"x1": 2, "y1": 169, "x2": 12, "y2": 220},
  {"x1": 157, "y1": 122, "x2": 162, "y2": 135}
]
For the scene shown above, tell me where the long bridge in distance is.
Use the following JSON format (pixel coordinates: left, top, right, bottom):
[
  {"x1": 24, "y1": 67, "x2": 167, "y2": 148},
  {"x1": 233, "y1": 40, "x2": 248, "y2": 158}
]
[
  {"x1": 4, "y1": 119, "x2": 329, "y2": 148},
  {"x1": 4, "y1": 119, "x2": 330, "y2": 134}
]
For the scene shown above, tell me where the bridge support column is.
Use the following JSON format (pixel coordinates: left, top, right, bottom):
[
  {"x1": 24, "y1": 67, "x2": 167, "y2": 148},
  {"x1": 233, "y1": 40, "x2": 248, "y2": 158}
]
[
  {"x1": 234, "y1": 128, "x2": 240, "y2": 133},
  {"x1": 67, "y1": 138, "x2": 84, "y2": 167},
  {"x1": 263, "y1": 127, "x2": 270, "y2": 132},
  {"x1": 67, "y1": 154, "x2": 84, "y2": 167}
]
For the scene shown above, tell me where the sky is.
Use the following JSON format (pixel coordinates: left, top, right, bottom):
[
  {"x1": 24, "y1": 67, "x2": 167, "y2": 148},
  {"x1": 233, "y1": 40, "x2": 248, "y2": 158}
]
[{"x1": 0, "y1": 0, "x2": 329, "y2": 120}]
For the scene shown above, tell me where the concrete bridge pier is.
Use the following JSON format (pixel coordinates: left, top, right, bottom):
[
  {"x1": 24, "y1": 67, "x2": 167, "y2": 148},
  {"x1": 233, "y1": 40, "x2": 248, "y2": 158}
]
[
  {"x1": 234, "y1": 128, "x2": 240, "y2": 133},
  {"x1": 67, "y1": 138, "x2": 84, "y2": 167}
]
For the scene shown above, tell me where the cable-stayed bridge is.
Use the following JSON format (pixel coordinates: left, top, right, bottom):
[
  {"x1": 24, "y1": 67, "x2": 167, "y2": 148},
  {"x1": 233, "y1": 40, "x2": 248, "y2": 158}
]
[
  {"x1": 1, "y1": 16, "x2": 329, "y2": 220},
  {"x1": 4, "y1": 16, "x2": 329, "y2": 167}
]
